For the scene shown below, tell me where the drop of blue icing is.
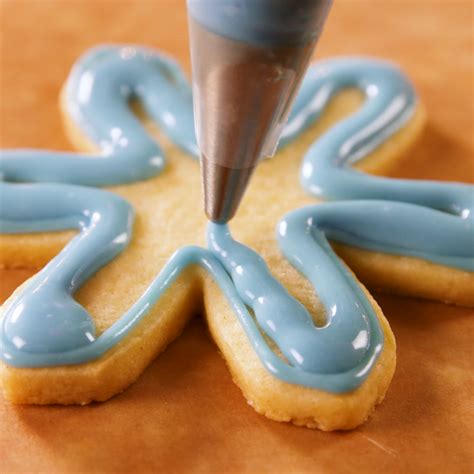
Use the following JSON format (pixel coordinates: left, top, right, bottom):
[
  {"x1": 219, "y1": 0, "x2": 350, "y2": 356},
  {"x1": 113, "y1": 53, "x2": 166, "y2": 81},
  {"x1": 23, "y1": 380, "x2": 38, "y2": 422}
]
[{"x1": 3, "y1": 284, "x2": 95, "y2": 353}]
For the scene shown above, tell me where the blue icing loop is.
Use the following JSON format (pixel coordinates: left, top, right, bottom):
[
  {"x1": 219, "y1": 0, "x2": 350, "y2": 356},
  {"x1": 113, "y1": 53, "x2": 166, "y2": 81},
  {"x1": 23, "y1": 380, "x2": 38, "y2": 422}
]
[
  {"x1": 285, "y1": 201, "x2": 473, "y2": 271},
  {"x1": 208, "y1": 223, "x2": 382, "y2": 375},
  {"x1": 1, "y1": 182, "x2": 133, "y2": 353},
  {"x1": 0, "y1": 45, "x2": 198, "y2": 185},
  {"x1": 0, "y1": 45, "x2": 473, "y2": 393},
  {"x1": 288, "y1": 58, "x2": 474, "y2": 216}
]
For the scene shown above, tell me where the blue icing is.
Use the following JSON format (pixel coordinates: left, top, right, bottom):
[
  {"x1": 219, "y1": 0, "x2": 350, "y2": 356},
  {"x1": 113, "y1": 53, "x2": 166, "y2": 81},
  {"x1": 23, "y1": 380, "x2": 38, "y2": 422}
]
[
  {"x1": 0, "y1": 45, "x2": 473, "y2": 392},
  {"x1": 1, "y1": 204, "x2": 381, "y2": 391},
  {"x1": 1, "y1": 182, "x2": 133, "y2": 353},
  {"x1": 187, "y1": 0, "x2": 331, "y2": 47},
  {"x1": 287, "y1": 58, "x2": 474, "y2": 217},
  {"x1": 0, "y1": 45, "x2": 198, "y2": 185},
  {"x1": 208, "y1": 223, "x2": 382, "y2": 376},
  {"x1": 289, "y1": 201, "x2": 473, "y2": 271}
]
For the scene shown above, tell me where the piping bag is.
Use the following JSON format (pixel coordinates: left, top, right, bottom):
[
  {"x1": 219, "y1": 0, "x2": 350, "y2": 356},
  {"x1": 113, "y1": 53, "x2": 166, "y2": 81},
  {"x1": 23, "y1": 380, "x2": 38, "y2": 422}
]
[{"x1": 187, "y1": 0, "x2": 332, "y2": 223}]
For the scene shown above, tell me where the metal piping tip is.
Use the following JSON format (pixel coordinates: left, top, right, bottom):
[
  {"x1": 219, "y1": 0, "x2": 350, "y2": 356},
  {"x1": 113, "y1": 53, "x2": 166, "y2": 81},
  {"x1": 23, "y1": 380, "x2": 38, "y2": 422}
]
[{"x1": 201, "y1": 157, "x2": 255, "y2": 224}]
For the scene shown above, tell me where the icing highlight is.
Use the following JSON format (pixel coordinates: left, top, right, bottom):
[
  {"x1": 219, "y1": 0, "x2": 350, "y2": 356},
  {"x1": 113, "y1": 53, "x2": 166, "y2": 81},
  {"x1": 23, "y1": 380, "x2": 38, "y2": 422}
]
[{"x1": 1, "y1": 46, "x2": 473, "y2": 393}]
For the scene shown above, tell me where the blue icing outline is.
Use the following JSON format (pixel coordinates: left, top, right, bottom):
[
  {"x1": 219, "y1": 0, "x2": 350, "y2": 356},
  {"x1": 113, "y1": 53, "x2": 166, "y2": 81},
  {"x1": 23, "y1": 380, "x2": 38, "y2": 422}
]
[{"x1": 0, "y1": 45, "x2": 472, "y2": 393}]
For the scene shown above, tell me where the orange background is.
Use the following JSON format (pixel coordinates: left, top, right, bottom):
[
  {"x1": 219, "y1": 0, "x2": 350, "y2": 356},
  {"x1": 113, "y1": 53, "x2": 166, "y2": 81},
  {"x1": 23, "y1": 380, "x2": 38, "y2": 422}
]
[{"x1": 1, "y1": 1, "x2": 473, "y2": 473}]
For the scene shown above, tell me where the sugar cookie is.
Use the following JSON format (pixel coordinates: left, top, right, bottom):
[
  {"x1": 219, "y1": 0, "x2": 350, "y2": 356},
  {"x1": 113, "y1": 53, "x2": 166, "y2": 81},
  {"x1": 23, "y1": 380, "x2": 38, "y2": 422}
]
[{"x1": 1, "y1": 45, "x2": 472, "y2": 430}]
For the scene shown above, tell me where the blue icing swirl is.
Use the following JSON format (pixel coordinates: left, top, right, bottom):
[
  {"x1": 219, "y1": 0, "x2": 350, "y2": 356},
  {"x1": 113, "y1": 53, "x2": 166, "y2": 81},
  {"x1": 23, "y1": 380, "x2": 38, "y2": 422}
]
[
  {"x1": 0, "y1": 45, "x2": 473, "y2": 393},
  {"x1": 1, "y1": 45, "x2": 198, "y2": 185},
  {"x1": 1, "y1": 182, "x2": 133, "y2": 353},
  {"x1": 287, "y1": 58, "x2": 473, "y2": 217}
]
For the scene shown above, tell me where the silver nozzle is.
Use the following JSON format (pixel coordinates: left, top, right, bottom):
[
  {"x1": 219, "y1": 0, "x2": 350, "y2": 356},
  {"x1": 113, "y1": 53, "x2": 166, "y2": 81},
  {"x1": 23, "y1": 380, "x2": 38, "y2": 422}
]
[
  {"x1": 188, "y1": 1, "x2": 332, "y2": 223},
  {"x1": 201, "y1": 158, "x2": 254, "y2": 223}
]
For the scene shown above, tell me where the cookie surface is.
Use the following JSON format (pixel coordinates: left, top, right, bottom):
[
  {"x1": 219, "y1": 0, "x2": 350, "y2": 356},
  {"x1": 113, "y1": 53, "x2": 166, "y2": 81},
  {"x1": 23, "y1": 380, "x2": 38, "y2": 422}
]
[{"x1": 1, "y1": 45, "x2": 472, "y2": 431}]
